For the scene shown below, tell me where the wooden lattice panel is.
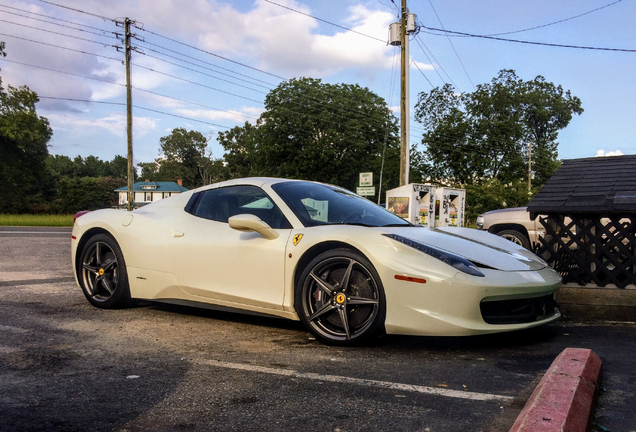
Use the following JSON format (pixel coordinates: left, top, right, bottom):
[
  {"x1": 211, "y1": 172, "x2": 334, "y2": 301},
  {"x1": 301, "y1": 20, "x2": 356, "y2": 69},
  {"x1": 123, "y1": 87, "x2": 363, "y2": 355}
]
[{"x1": 535, "y1": 214, "x2": 636, "y2": 288}]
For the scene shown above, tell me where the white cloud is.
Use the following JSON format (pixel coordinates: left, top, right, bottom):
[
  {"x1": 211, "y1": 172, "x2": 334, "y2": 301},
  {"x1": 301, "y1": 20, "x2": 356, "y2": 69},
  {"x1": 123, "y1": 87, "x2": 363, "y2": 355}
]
[
  {"x1": 47, "y1": 112, "x2": 158, "y2": 137},
  {"x1": 595, "y1": 149, "x2": 624, "y2": 157},
  {"x1": 176, "y1": 106, "x2": 263, "y2": 124},
  {"x1": 411, "y1": 60, "x2": 434, "y2": 71}
]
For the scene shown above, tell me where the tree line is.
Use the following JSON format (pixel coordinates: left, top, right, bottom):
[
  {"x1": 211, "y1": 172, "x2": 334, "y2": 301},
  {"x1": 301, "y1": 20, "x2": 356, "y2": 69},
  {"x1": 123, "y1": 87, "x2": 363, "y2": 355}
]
[{"x1": 1, "y1": 38, "x2": 583, "y2": 219}]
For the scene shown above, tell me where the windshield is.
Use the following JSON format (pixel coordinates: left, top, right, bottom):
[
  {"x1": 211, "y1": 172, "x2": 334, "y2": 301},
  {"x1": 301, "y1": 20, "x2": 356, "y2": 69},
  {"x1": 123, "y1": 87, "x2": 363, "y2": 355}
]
[{"x1": 272, "y1": 181, "x2": 411, "y2": 227}]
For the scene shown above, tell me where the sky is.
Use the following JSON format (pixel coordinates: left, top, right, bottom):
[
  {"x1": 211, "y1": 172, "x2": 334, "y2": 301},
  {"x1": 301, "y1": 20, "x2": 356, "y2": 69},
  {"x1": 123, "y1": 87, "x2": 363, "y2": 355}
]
[{"x1": 1, "y1": 0, "x2": 634, "y2": 169}]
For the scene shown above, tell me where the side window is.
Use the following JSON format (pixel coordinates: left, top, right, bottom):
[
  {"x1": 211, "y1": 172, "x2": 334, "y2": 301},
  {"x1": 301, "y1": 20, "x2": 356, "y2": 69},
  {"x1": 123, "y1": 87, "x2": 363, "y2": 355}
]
[{"x1": 190, "y1": 186, "x2": 291, "y2": 229}]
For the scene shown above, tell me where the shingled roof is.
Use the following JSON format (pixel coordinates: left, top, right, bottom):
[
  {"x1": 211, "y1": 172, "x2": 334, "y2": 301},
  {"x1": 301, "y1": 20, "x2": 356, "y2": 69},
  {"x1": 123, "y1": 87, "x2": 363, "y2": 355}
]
[
  {"x1": 115, "y1": 181, "x2": 189, "y2": 193},
  {"x1": 528, "y1": 154, "x2": 636, "y2": 215}
]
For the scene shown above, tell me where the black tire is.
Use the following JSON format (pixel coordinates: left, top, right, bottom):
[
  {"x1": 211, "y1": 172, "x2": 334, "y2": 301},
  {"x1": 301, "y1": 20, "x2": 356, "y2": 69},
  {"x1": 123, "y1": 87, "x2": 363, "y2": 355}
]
[
  {"x1": 78, "y1": 233, "x2": 132, "y2": 309},
  {"x1": 295, "y1": 249, "x2": 386, "y2": 346},
  {"x1": 498, "y1": 229, "x2": 531, "y2": 250}
]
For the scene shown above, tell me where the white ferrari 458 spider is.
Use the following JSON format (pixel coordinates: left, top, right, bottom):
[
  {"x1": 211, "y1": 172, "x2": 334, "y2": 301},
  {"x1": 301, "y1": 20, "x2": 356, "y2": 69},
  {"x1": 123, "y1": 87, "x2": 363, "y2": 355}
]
[{"x1": 71, "y1": 177, "x2": 561, "y2": 345}]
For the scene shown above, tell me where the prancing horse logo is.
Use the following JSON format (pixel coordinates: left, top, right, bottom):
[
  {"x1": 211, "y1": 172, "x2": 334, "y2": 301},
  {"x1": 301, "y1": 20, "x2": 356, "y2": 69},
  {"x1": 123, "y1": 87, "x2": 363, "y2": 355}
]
[{"x1": 293, "y1": 234, "x2": 304, "y2": 246}]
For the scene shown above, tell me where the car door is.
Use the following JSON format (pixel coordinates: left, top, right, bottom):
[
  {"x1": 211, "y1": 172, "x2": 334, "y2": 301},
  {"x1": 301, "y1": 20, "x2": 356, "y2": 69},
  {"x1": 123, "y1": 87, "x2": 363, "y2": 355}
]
[{"x1": 167, "y1": 185, "x2": 292, "y2": 311}]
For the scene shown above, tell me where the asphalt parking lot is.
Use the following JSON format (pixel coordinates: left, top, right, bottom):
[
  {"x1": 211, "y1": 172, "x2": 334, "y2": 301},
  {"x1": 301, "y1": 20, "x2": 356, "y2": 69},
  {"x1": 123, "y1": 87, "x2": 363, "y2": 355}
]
[{"x1": 0, "y1": 227, "x2": 634, "y2": 431}]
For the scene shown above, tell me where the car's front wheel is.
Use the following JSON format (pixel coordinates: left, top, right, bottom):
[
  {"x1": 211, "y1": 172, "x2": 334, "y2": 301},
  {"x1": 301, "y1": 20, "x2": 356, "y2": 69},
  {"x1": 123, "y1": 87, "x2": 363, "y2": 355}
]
[
  {"x1": 78, "y1": 233, "x2": 131, "y2": 308},
  {"x1": 296, "y1": 249, "x2": 386, "y2": 345}
]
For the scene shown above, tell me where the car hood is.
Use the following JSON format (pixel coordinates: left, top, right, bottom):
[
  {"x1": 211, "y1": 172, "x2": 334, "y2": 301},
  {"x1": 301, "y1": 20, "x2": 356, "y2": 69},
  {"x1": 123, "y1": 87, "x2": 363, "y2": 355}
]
[{"x1": 381, "y1": 226, "x2": 546, "y2": 271}]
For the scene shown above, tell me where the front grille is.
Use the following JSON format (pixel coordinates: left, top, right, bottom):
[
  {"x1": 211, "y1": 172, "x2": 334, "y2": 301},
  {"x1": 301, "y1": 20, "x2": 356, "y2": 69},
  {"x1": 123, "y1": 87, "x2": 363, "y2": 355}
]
[{"x1": 480, "y1": 295, "x2": 559, "y2": 325}]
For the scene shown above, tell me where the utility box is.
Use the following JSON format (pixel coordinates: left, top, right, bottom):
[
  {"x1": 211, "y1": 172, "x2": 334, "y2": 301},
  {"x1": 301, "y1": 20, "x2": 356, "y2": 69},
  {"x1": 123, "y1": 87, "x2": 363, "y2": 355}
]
[
  {"x1": 434, "y1": 187, "x2": 466, "y2": 227},
  {"x1": 386, "y1": 184, "x2": 436, "y2": 227}
]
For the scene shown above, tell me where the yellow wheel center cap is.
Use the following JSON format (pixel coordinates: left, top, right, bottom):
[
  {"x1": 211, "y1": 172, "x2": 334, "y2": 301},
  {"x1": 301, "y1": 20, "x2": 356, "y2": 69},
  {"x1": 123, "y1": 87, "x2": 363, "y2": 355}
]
[
  {"x1": 336, "y1": 293, "x2": 346, "y2": 304},
  {"x1": 98, "y1": 268, "x2": 104, "y2": 276}
]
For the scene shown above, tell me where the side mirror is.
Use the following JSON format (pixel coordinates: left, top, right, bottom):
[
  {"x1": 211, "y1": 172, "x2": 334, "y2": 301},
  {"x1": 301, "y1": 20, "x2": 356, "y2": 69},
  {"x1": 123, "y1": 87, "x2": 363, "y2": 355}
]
[{"x1": 228, "y1": 214, "x2": 279, "y2": 240}]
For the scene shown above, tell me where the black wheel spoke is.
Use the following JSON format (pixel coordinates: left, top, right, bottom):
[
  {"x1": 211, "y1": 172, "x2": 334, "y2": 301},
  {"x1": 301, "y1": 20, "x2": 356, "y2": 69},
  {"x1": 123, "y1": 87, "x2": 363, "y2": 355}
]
[
  {"x1": 95, "y1": 242, "x2": 104, "y2": 266},
  {"x1": 348, "y1": 295, "x2": 378, "y2": 306},
  {"x1": 338, "y1": 306, "x2": 351, "y2": 340},
  {"x1": 102, "y1": 259, "x2": 117, "y2": 271},
  {"x1": 101, "y1": 276, "x2": 115, "y2": 295},
  {"x1": 339, "y1": 259, "x2": 354, "y2": 291},
  {"x1": 309, "y1": 272, "x2": 335, "y2": 296},
  {"x1": 307, "y1": 302, "x2": 336, "y2": 322},
  {"x1": 82, "y1": 264, "x2": 99, "y2": 274}
]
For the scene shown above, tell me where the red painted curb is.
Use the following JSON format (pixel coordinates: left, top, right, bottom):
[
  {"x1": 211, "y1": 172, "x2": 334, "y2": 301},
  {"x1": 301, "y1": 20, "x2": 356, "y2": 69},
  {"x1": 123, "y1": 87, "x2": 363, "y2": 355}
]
[{"x1": 510, "y1": 348, "x2": 602, "y2": 432}]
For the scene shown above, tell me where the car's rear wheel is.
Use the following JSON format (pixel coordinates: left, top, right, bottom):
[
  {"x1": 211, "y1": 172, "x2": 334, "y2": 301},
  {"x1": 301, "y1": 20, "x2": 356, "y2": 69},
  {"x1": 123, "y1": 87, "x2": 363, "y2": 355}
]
[
  {"x1": 296, "y1": 249, "x2": 386, "y2": 345},
  {"x1": 79, "y1": 233, "x2": 131, "y2": 309},
  {"x1": 498, "y1": 229, "x2": 531, "y2": 250}
]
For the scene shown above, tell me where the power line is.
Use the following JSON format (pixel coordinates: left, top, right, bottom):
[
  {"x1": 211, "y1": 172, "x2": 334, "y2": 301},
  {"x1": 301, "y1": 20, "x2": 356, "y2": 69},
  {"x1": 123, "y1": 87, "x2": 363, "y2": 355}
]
[
  {"x1": 0, "y1": 8, "x2": 116, "y2": 40},
  {"x1": 0, "y1": 33, "x2": 121, "y2": 62},
  {"x1": 427, "y1": 0, "x2": 475, "y2": 90},
  {"x1": 139, "y1": 52, "x2": 270, "y2": 94},
  {"x1": 0, "y1": 58, "x2": 124, "y2": 84},
  {"x1": 135, "y1": 40, "x2": 278, "y2": 88},
  {"x1": 131, "y1": 63, "x2": 265, "y2": 104},
  {"x1": 0, "y1": 18, "x2": 118, "y2": 46},
  {"x1": 136, "y1": 26, "x2": 287, "y2": 80},
  {"x1": 487, "y1": 0, "x2": 624, "y2": 37},
  {"x1": 34, "y1": 0, "x2": 115, "y2": 22},
  {"x1": 0, "y1": 2, "x2": 113, "y2": 33},
  {"x1": 133, "y1": 106, "x2": 232, "y2": 129},
  {"x1": 422, "y1": 25, "x2": 636, "y2": 53},
  {"x1": 39, "y1": 96, "x2": 125, "y2": 106},
  {"x1": 410, "y1": 58, "x2": 433, "y2": 88},
  {"x1": 15, "y1": 59, "x2": 260, "y2": 122},
  {"x1": 413, "y1": 34, "x2": 457, "y2": 88},
  {"x1": 263, "y1": 0, "x2": 386, "y2": 44},
  {"x1": 133, "y1": 88, "x2": 260, "y2": 122},
  {"x1": 38, "y1": 96, "x2": 235, "y2": 129}
]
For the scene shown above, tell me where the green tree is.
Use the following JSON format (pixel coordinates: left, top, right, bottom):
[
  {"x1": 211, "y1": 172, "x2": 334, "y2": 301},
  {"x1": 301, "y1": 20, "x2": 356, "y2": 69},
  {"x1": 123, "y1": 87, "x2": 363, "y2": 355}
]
[
  {"x1": 0, "y1": 78, "x2": 53, "y2": 213},
  {"x1": 217, "y1": 122, "x2": 258, "y2": 179},
  {"x1": 143, "y1": 128, "x2": 212, "y2": 188},
  {"x1": 219, "y1": 77, "x2": 401, "y2": 197},
  {"x1": 414, "y1": 70, "x2": 582, "y2": 189},
  {"x1": 105, "y1": 155, "x2": 129, "y2": 178}
]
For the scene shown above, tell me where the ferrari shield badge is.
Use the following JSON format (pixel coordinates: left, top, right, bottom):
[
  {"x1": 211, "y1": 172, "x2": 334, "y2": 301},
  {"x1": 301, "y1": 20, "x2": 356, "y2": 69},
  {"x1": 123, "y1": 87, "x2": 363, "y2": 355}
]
[{"x1": 293, "y1": 234, "x2": 304, "y2": 246}]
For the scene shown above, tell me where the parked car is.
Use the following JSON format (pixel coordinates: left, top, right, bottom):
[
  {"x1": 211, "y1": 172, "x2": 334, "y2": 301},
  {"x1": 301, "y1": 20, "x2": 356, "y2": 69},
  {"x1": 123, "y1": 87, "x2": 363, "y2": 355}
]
[
  {"x1": 72, "y1": 179, "x2": 561, "y2": 346},
  {"x1": 476, "y1": 207, "x2": 540, "y2": 250}
]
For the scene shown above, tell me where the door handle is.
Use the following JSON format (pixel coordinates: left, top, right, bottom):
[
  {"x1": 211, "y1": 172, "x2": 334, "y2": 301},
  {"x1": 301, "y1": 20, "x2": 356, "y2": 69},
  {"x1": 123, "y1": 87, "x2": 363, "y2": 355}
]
[{"x1": 172, "y1": 230, "x2": 185, "y2": 238}]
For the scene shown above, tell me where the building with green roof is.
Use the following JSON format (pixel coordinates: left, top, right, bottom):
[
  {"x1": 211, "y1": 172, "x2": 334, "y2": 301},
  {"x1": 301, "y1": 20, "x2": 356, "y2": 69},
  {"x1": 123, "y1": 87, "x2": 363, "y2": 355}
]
[{"x1": 115, "y1": 180, "x2": 189, "y2": 209}]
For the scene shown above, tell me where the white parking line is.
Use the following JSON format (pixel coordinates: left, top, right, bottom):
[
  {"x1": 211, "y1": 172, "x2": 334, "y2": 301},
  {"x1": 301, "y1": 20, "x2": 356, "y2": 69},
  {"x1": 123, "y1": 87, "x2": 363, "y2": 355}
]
[{"x1": 196, "y1": 359, "x2": 514, "y2": 403}]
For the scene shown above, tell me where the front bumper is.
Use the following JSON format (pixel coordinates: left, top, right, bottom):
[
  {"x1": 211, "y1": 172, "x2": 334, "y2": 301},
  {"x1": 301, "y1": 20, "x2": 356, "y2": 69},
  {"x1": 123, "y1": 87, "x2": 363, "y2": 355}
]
[{"x1": 382, "y1": 265, "x2": 562, "y2": 336}]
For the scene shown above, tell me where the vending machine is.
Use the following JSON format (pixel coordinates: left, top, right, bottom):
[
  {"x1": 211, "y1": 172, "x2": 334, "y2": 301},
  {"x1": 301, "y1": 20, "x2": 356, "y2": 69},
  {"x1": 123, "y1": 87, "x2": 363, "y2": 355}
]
[
  {"x1": 385, "y1": 184, "x2": 436, "y2": 227},
  {"x1": 434, "y1": 187, "x2": 466, "y2": 227}
]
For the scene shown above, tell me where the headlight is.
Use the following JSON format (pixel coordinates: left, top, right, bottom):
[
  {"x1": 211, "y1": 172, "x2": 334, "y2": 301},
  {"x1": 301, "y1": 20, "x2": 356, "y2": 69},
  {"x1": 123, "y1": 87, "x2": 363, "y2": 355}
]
[
  {"x1": 476, "y1": 216, "x2": 485, "y2": 230},
  {"x1": 384, "y1": 234, "x2": 485, "y2": 277}
]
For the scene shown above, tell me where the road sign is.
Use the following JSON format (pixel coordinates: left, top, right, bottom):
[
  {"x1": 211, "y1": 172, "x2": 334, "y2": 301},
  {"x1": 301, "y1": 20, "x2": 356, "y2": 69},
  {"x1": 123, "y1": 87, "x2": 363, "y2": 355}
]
[
  {"x1": 359, "y1": 172, "x2": 373, "y2": 187},
  {"x1": 357, "y1": 186, "x2": 376, "y2": 196}
]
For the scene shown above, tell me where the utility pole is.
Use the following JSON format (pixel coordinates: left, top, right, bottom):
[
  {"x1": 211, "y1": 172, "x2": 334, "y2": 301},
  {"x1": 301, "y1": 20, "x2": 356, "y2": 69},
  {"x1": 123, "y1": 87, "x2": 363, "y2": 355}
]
[
  {"x1": 124, "y1": 18, "x2": 134, "y2": 211},
  {"x1": 399, "y1": 0, "x2": 408, "y2": 186},
  {"x1": 527, "y1": 142, "x2": 532, "y2": 193}
]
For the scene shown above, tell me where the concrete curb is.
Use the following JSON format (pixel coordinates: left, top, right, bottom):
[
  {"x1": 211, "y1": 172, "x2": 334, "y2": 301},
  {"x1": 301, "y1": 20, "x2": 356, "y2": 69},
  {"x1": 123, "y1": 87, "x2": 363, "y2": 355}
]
[{"x1": 510, "y1": 348, "x2": 602, "y2": 432}]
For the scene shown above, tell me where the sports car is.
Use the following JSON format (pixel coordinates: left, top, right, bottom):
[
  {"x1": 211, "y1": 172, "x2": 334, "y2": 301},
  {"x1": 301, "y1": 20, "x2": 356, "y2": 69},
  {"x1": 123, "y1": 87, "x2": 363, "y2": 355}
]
[{"x1": 71, "y1": 177, "x2": 561, "y2": 345}]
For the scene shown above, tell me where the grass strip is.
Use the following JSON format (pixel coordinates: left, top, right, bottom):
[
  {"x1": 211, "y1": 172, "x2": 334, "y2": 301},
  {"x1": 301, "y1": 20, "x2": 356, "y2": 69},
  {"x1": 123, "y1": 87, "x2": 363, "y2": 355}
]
[{"x1": 0, "y1": 214, "x2": 74, "y2": 227}]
